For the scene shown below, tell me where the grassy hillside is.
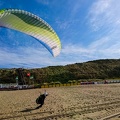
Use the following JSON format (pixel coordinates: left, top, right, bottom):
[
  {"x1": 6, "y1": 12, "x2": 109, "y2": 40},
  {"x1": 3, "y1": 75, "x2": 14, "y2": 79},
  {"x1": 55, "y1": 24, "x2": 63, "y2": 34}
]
[{"x1": 0, "y1": 59, "x2": 120, "y2": 84}]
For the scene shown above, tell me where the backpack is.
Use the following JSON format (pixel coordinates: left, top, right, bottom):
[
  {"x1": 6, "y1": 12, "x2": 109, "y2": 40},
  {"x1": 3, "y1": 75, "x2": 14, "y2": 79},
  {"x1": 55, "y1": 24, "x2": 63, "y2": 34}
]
[
  {"x1": 36, "y1": 94, "x2": 45, "y2": 104},
  {"x1": 36, "y1": 95, "x2": 41, "y2": 104}
]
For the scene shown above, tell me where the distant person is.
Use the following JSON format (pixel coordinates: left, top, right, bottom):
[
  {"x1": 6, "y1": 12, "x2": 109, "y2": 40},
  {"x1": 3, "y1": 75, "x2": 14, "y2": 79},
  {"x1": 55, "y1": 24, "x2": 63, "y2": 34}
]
[{"x1": 35, "y1": 90, "x2": 48, "y2": 109}]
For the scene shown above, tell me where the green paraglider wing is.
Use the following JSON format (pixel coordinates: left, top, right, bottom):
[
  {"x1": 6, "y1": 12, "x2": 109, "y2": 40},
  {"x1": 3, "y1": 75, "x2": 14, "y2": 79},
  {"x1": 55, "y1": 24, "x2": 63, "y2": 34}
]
[{"x1": 0, "y1": 9, "x2": 61, "y2": 57}]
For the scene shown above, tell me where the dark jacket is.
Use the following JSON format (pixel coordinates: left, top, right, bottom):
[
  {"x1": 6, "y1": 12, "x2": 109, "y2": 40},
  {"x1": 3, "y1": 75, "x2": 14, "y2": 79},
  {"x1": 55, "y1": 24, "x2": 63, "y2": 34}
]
[{"x1": 36, "y1": 94, "x2": 46, "y2": 105}]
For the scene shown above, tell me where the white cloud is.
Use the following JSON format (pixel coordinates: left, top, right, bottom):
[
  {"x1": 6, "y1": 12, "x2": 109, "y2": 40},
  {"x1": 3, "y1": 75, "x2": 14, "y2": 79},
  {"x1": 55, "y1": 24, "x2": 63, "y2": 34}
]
[
  {"x1": 1, "y1": 34, "x2": 120, "y2": 68},
  {"x1": 88, "y1": 0, "x2": 120, "y2": 31},
  {"x1": 89, "y1": 37, "x2": 110, "y2": 49},
  {"x1": 80, "y1": 0, "x2": 120, "y2": 60},
  {"x1": 62, "y1": 44, "x2": 89, "y2": 55},
  {"x1": 56, "y1": 20, "x2": 70, "y2": 30},
  {"x1": 61, "y1": 34, "x2": 120, "y2": 63},
  {"x1": 0, "y1": 47, "x2": 51, "y2": 68}
]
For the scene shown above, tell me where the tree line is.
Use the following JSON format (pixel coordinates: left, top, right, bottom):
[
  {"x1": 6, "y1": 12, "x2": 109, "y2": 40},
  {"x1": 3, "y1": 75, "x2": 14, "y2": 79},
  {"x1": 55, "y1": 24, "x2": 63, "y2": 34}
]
[{"x1": 0, "y1": 59, "x2": 120, "y2": 84}]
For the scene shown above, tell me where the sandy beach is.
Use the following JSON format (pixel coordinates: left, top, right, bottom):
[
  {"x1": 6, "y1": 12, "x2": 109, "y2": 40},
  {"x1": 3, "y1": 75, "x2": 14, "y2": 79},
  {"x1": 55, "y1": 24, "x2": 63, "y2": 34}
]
[{"x1": 0, "y1": 84, "x2": 120, "y2": 120}]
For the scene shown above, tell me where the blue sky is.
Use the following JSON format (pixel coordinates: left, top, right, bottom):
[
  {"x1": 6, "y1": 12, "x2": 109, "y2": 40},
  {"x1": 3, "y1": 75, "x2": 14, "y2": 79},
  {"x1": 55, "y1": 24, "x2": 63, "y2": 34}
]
[{"x1": 0, "y1": 0, "x2": 120, "y2": 68}]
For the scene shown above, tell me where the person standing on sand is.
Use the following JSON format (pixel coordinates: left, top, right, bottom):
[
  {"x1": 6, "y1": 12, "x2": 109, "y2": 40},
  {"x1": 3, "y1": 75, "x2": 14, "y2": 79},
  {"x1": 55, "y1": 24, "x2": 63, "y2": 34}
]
[{"x1": 35, "y1": 90, "x2": 48, "y2": 109}]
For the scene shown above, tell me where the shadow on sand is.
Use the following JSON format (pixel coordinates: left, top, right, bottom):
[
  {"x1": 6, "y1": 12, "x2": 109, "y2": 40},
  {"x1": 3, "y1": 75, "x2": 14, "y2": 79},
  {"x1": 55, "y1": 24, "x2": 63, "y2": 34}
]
[
  {"x1": 20, "y1": 105, "x2": 43, "y2": 112},
  {"x1": 20, "y1": 108, "x2": 37, "y2": 112}
]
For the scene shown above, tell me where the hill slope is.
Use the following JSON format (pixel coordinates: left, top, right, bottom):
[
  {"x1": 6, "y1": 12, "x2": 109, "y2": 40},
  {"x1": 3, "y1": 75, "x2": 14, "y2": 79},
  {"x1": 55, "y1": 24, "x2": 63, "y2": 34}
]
[{"x1": 0, "y1": 59, "x2": 120, "y2": 84}]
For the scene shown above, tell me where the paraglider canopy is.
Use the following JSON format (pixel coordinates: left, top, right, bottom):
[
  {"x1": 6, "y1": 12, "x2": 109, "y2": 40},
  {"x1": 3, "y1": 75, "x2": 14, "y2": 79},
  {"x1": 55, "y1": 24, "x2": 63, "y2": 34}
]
[{"x1": 0, "y1": 9, "x2": 61, "y2": 57}]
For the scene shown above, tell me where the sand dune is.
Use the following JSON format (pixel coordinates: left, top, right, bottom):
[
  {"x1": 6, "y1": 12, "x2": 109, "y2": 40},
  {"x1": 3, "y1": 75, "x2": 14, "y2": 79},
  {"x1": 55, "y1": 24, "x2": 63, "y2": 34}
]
[{"x1": 0, "y1": 84, "x2": 120, "y2": 120}]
